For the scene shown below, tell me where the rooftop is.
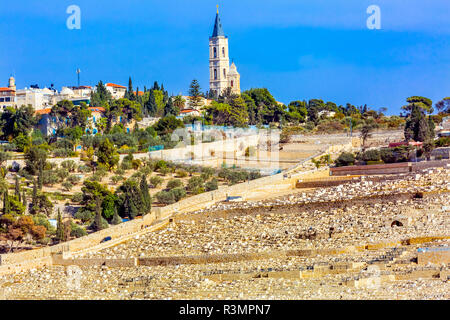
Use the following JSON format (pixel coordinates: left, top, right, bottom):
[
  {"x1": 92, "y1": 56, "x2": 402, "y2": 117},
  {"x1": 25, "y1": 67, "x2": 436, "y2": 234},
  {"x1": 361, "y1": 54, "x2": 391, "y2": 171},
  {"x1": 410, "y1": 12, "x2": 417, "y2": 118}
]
[
  {"x1": 211, "y1": 11, "x2": 225, "y2": 38},
  {"x1": 106, "y1": 83, "x2": 126, "y2": 89}
]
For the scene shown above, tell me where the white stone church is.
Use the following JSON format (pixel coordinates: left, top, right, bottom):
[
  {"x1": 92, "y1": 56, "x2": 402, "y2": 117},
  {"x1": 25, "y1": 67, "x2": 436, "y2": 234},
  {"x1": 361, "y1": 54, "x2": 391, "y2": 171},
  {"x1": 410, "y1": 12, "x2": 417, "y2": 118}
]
[{"x1": 209, "y1": 8, "x2": 240, "y2": 97}]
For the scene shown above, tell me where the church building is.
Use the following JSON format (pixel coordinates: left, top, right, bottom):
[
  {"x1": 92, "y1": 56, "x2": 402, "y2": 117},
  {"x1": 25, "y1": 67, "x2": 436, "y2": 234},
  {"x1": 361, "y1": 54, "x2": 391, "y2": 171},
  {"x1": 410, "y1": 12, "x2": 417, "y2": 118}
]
[{"x1": 209, "y1": 7, "x2": 240, "y2": 97}]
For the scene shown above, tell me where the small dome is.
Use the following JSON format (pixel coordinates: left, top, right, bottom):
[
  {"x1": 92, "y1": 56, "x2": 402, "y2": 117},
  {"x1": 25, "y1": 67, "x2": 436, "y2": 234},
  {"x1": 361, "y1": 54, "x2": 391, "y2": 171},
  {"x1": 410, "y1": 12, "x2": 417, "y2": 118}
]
[{"x1": 60, "y1": 87, "x2": 74, "y2": 95}]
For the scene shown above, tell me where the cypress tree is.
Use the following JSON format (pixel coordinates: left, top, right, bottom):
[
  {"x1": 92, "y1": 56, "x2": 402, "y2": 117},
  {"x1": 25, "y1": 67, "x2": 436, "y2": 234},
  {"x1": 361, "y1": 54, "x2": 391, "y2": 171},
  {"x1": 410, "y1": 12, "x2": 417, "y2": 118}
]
[
  {"x1": 37, "y1": 166, "x2": 43, "y2": 190},
  {"x1": 125, "y1": 77, "x2": 136, "y2": 101},
  {"x1": 56, "y1": 208, "x2": 64, "y2": 241},
  {"x1": 15, "y1": 175, "x2": 21, "y2": 202},
  {"x1": 22, "y1": 189, "x2": 27, "y2": 211},
  {"x1": 145, "y1": 90, "x2": 158, "y2": 116},
  {"x1": 164, "y1": 97, "x2": 179, "y2": 117},
  {"x1": 135, "y1": 86, "x2": 140, "y2": 104},
  {"x1": 3, "y1": 191, "x2": 9, "y2": 215},
  {"x1": 92, "y1": 198, "x2": 108, "y2": 231},
  {"x1": 32, "y1": 178, "x2": 38, "y2": 210},
  {"x1": 111, "y1": 206, "x2": 122, "y2": 225},
  {"x1": 140, "y1": 175, "x2": 151, "y2": 214}
]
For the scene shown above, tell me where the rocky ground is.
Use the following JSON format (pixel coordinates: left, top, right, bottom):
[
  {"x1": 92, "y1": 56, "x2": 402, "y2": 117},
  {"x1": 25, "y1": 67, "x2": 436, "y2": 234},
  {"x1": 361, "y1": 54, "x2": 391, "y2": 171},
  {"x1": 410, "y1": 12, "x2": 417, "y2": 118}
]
[{"x1": 0, "y1": 167, "x2": 448, "y2": 300}]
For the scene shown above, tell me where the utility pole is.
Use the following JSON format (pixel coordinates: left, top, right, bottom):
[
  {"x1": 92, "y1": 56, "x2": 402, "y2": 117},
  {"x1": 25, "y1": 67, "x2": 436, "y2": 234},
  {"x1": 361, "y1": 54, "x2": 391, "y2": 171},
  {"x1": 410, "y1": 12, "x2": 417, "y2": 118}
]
[{"x1": 76, "y1": 68, "x2": 81, "y2": 87}]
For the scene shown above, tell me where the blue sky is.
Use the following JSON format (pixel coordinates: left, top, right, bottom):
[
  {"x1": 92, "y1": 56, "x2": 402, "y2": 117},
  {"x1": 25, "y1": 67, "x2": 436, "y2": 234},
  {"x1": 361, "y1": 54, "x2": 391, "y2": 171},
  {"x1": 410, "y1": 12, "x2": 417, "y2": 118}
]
[{"x1": 1, "y1": 0, "x2": 449, "y2": 114}]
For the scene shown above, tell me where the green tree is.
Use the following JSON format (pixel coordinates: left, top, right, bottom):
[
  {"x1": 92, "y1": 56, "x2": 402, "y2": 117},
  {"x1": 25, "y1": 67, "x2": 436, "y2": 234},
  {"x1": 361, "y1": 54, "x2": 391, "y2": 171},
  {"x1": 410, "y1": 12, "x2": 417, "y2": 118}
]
[
  {"x1": 153, "y1": 115, "x2": 185, "y2": 136},
  {"x1": 101, "y1": 194, "x2": 117, "y2": 220},
  {"x1": 402, "y1": 96, "x2": 433, "y2": 114},
  {"x1": 56, "y1": 209, "x2": 64, "y2": 241},
  {"x1": 243, "y1": 88, "x2": 283, "y2": 124},
  {"x1": 22, "y1": 189, "x2": 27, "y2": 210},
  {"x1": 360, "y1": 119, "x2": 379, "y2": 150},
  {"x1": 116, "y1": 179, "x2": 143, "y2": 219},
  {"x1": 24, "y1": 145, "x2": 48, "y2": 175},
  {"x1": 90, "y1": 81, "x2": 113, "y2": 108},
  {"x1": 0, "y1": 105, "x2": 37, "y2": 140},
  {"x1": 140, "y1": 176, "x2": 151, "y2": 214},
  {"x1": 173, "y1": 95, "x2": 186, "y2": 110},
  {"x1": 188, "y1": 79, "x2": 203, "y2": 108},
  {"x1": 335, "y1": 152, "x2": 355, "y2": 167},
  {"x1": 144, "y1": 90, "x2": 158, "y2": 116},
  {"x1": 50, "y1": 100, "x2": 91, "y2": 131},
  {"x1": 435, "y1": 97, "x2": 450, "y2": 113},
  {"x1": 14, "y1": 175, "x2": 21, "y2": 202},
  {"x1": 404, "y1": 104, "x2": 432, "y2": 142},
  {"x1": 97, "y1": 138, "x2": 119, "y2": 171},
  {"x1": 124, "y1": 76, "x2": 136, "y2": 101},
  {"x1": 2, "y1": 191, "x2": 10, "y2": 215},
  {"x1": 111, "y1": 206, "x2": 122, "y2": 225},
  {"x1": 12, "y1": 133, "x2": 31, "y2": 152},
  {"x1": 111, "y1": 98, "x2": 142, "y2": 125},
  {"x1": 164, "y1": 97, "x2": 180, "y2": 117}
]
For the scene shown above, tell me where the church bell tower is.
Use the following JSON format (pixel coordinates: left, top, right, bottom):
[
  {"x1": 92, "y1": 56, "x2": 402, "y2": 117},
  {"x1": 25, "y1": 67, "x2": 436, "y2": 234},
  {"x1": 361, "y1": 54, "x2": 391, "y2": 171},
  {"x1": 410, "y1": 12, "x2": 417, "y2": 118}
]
[{"x1": 209, "y1": 6, "x2": 230, "y2": 97}]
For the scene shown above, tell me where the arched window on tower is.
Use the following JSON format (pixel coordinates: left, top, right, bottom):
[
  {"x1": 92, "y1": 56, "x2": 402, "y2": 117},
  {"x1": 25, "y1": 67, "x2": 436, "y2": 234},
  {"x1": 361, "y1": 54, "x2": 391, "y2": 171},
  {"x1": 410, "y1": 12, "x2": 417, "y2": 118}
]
[
  {"x1": 231, "y1": 80, "x2": 234, "y2": 87},
  {"x1": 223, "y1": 69, "x2": 226, "y2": 78},
  {"x1": 214, "y1": 69, "x2": 217, "y2": 80},
  {"x1": 213, "y1": 47, "x2": 217, "y2": 58},
  {"x1": 222, "y1": 47, "x2": 225, "y2": 57}
]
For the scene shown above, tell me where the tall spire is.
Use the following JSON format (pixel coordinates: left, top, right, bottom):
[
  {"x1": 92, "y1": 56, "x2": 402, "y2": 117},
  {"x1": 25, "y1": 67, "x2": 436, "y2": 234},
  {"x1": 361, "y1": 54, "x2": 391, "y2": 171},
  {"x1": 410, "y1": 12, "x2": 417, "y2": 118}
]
[{"x1": 211, "y1": 7, "x2": 225, "y2": 37}]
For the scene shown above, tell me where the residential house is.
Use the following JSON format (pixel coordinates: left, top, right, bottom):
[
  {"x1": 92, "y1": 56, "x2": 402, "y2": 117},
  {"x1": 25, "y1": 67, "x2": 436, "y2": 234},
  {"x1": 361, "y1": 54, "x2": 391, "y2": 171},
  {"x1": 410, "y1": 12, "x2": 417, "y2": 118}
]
[{"x1": 106, "y1": 83, "x2": 127, "y2": 99}]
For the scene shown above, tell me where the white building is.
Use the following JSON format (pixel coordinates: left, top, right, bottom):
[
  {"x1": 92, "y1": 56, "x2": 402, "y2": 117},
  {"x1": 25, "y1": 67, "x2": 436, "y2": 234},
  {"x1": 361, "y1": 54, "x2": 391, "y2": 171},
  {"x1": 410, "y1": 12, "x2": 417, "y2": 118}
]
[
  {"x1": 106, "y1": 83, "x2": 127, "y2": 99},
  {"x1": 16, "y1": 87, "x2": 54, "y2": 110},
  {"x1": 209, "y1": 8, "x2": 241, "y2": 97},
  {"x1": 0, "y1": 76, "x2": 16, "y2": 111}
]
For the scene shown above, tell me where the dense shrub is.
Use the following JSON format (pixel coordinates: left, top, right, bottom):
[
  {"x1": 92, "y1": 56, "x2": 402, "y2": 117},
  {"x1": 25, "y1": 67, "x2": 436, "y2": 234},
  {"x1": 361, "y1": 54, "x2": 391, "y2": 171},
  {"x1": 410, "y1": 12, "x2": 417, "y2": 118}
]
[
  {"x1": 61, "y1": 160, "x2": 76, "y2": 172},
  {"x1": 75, "y1": 209, "x2": 94, "y2": 223},
  {"x1": 186, "y1": 176, "x2": 204, "y2": 192},
  {"x1": 156, "y1": 191, "x2": 175, "y2": 205},
  {"x1": 111, "y1": 175, "x2": 125, "y2": 185},
  {"x1": 52, "y1": 148, "x2": 74, "y2": 158},
  {"x1": 70, "y1": 223, "x2": 87, "y2": 238},
  {"x1": 120, "y1": 160, "x2": 132, "y2": 171},
  {"x1": 159, "y1": 167, "x2": 171, "y2": 176},
  {"x1": 171, "y1": 187, "x2": 186, "y2": 202},
  {"x1": 78, "y1": 165, "x2": 92, "y2": 173},
  {"x1": 358, "y1": 149, "x2": 381, "y2": 162},
  {"x1": 435, "y1": 137, "x2": 450, "y2": 147},
  {"x1": 335, "y1": 152, "x2": 355, "y2": 167},
  {"x1": 62, "y1": 181, "x2": 74, "y2": 191},
  {"x1": 176, "y1": 169, "x2": 188, "y2": 178},
  {"x1": 380, "y1": 146, "x2": 412, "y2": 163},
  {"x1": 166, "y1": 179, "x2": 183, "y2": 190},
  {"x1": 205, "y1": 178, "x2": 218, "y2": 191},
  {"x1": 67, "y1": 174, "x2": 81, "y2": 185},
  {"x1": 71, "y1": 192, "x2": 83, "y2": 203},
  {"x1": 150, "y1": 176, "x2": 163, "y2": 188}
]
